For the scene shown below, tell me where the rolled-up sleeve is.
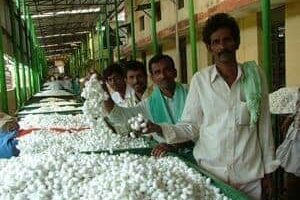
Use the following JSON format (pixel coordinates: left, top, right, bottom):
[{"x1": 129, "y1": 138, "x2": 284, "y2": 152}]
[
  {"x1": 160, "y1": 74, "x2": 203, "y2": 144},
  {"x1": 258, "y1": 71, "x2": 280, "y2": 173},
  {"x1": 108, "y1": 100, "x2": 151, "y2": 127}
]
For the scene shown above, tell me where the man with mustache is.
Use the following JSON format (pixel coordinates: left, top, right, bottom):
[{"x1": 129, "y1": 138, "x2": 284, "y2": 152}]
[{"x1": 145, "y1": 13, "x2": 278, "y2": 199}]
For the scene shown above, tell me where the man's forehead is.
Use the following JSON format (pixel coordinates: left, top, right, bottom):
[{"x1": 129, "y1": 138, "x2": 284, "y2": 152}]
[
  {"x1": 127, "y1": 69, "x2": 143, "y2": 74},
  {"x1": 108, "y1": 73, "x2": 122, "y2": 78}
]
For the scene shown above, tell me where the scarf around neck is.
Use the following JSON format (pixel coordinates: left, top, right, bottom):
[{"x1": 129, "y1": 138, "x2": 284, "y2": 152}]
[{"x1": 148, "y1": 83, "x2": 188, "y2": 124}]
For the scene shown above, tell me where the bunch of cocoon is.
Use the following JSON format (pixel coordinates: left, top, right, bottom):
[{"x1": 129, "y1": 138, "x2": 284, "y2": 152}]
[
  {"x1": 269, "y1": 87, "x2": 298, "y2": 114},
  {"x1": 81, "y1": 75, "x2": 109, "y2": 128},
  {"x1": 0, "y1": 152, "x2": 229, "y2": 200},
  {"x1": 18, "y1": 124, "x2": 148, "y2": 155},
  {"x1": 24, "y1": 100, "x2": 79, "y2": 108},
  {"x1": 34, "y1": 90, "x2": 73, "y2": 97},
  {"x1": 39, "y1": 98, "x2": 66, "y2": 102},
  {"x1": 18, "y1": 105, "x2": 82, "y2": 115},
  {"x1": 19, "y1": 114, "x2": 89, "y2": 130},
  {"x1": 128, "y1": 113, "x2": 148, "y2": 138}
]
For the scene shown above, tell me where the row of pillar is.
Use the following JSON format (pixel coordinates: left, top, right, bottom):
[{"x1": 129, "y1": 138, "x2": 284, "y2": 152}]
[
  {"x1": 67, "y1": 0, "x2": 271, "y2": 90},
  {"x1": 0, "y1": 0, "x2": 45, "y2": 113}
]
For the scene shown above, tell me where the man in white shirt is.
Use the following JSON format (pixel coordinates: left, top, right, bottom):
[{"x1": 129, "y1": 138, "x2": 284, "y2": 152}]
[
  {"x1": 145, "y1": 13, "x2": 278, "y2": 199},
  {"x1": 103, "y1": 63, "x2": 137, "y2": 107}
]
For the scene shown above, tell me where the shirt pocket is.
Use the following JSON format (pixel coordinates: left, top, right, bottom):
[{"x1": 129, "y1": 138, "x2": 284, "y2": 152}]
[{"x1": 237, "y1": 102, "x2": 250, "y2": 126}]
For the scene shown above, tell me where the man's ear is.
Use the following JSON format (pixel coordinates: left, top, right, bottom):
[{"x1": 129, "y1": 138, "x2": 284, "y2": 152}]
[{"x1": 150, "y1": 73, "x2": 154, "y2": 81}]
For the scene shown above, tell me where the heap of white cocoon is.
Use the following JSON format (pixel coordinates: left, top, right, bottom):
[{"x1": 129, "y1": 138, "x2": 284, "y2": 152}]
[
  {"x1": 18, "y1": 114, "x2": 89, "y2": 130},
  {"x1": 81, "y1": 75, "x2": 109, "y2": 128},
  {"x1": 0, "y1": 152, "x2": 229, "y2": 200},
  {"x1": 18, "y1": 126, "x2": 148, "y2": 155}
]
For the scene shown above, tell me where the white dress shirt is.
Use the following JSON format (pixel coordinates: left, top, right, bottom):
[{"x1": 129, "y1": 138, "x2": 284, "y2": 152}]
[
  {"x1": 110, "y1": 85, "x2": 138, "y2": 108},
  {"x1": 160, "y1": 64, "x2": 279, "y2": 185}
]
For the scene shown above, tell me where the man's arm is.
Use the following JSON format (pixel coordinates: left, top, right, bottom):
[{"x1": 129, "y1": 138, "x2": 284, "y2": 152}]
[
  {"x1": 102, "y1": 82, "x2": 116, "y2": 113},
  {"x1": 257, "y1": 70, "x2": 279, "y2": 174},
  {"x1": 145, "y1": 74, "x2": 203, "y2": 144}
]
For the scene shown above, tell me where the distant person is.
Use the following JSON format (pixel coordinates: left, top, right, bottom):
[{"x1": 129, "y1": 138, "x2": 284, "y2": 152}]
[{"x1": 62, "y1": 75, "x2": 72, "y2": 91}]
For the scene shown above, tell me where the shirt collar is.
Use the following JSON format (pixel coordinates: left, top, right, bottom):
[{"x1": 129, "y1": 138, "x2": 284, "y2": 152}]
[{"x1": 210, "y1": 64, "x2": 244, "y2": 83}]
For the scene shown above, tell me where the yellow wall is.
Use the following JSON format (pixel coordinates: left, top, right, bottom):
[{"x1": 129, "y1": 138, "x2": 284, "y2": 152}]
[
  {"x1": 285, "y1": 2, "x2": 300, "y2": 87},
  {"x1": 237, "y1": 13, "x2": 259, "y2": 64}
]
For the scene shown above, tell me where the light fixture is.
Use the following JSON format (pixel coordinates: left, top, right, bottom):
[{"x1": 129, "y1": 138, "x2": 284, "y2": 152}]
[
  {"x1": 37, "y1": 31, "x2": 89, "y2": 39},
  {"x1": 40, "y1": 41, "x2": 82, "y2": 48},
  {"x1": 32, "y1": 7, "x2": 101, "y2": 19}
]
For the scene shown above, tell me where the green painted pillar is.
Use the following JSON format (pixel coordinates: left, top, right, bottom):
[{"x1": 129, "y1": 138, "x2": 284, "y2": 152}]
[
  {"x1": 8, "y1": 0, "x2": 22, "y2": 108},
  {"x1": 130, "y1": 0, "x2": 137, "y2": 60},
  {"x1": 105, "y1": 3, "x2": 113, "y2": 65},
  {"x1": 18, "y1": 0, "x2": 28, "y2": 101},
  {"x1": 188, "y1": 0, "x2": 198, "y2": 74},
  {"x1": 97, "y1": 17, "x2": 104, "y2": 71},
  {"x1": 114, "y1": 0, "x2": 121, "y2": 61},
  {"x1": 261, "y1": 0, "x2": 272, "y2": 91},
  {"x1": 24, "y1": 5, "x2": 33, "y2": 97},
  {"x1": 150, "y1": 0, "x2": 159, "y2": 54},
  {"x1": 0, "y1": 27, "x2": 9, "y2": 112}
]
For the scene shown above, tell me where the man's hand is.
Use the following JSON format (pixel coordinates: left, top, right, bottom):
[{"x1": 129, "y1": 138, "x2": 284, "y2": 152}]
[
  {"x1": 262, "y1": 173, "x2": 273, "y2": 200},
  {"x1": 101, "y1": 82, "x2": 115, "y2": 113},
  {"x1": 146, "y1": 121, "x2": 162, "y2": 135},
  {"x1": 151, "y1": 143, "x2": 175, "y2": 158}
]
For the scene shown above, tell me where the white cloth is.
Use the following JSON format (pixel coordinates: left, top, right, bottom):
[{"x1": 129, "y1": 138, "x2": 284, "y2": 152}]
[
  {"x1": 276, "y1": 124, "x2": 300, "y2": 177},
  {"x1": 110, "y1": 85, "x2": 138, "y2": 108},
  {"x1": 160, "y1": 64, "x2": 278, "y2": 184},
  {"x1": 276, "y1": 89, "x2": 300, "y2": 177},
  {"x1": 237, "y1": 179, "x2": 262, "y2": 200}
]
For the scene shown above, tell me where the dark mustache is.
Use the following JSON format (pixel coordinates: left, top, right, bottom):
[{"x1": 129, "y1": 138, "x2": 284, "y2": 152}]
[{"x1": 218, "y1": 50, "x2": 232, "y2": 56}]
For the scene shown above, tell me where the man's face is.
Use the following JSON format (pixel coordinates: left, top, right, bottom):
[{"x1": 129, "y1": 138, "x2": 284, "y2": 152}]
[
  {"x1": 207, "y1": 27, "x2": 238, "y2": 63},
  {"x1": 150, "y1": 60, "x2": 177, "y2": 90},
  {"x1": 126, "y1": 69, "x2": 147, "y2": 94},
  {"x1": 107, "y1": 73, "x2": 125, "y2": 92}
]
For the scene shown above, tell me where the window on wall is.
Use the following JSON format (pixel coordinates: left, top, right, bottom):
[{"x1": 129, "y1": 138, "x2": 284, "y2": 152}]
[
  {"x1": 156, "y1": 2, "x2": 161, "y2": 21},
  {"x1": 139, "y1": 15, "x2": 145, "y2": 31},
  {"x1": 178, "y1": 0, "x2": 184, "y2": 9}
]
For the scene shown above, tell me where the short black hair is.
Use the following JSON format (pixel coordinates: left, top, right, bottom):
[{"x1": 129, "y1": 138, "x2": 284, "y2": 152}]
[
  {"x1": 202, "y1": 13, "x2": 240, "y2": 47},
  {"x1": 103, "y1": 63, "x2": 124, "y2": 80},
  {"x1": 124, "y1": 60, "x2": 147, "y2": 76},
  {"x1": 148, "y1": 54, "x2": 175, "y2": 74}
]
